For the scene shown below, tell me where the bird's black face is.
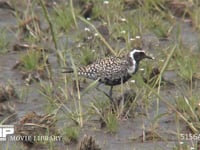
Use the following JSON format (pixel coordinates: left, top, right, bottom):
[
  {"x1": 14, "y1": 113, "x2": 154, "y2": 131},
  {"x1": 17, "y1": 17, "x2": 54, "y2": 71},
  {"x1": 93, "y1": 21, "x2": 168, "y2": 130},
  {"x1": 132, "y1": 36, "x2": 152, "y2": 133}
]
[{"x1": 133, "y1": 51, "x2": 153, "y2": 62}]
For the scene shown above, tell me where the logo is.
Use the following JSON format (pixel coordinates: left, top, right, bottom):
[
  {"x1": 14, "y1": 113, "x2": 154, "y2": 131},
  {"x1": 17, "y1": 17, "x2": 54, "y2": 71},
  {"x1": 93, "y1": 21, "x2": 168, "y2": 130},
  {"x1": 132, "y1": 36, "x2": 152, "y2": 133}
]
[
  {"x1": 0, "y1": 125, "x2": 62, "y2": 142},
  {"x1": 0, "y1": 125, "x2": 14, "y2": 141}
]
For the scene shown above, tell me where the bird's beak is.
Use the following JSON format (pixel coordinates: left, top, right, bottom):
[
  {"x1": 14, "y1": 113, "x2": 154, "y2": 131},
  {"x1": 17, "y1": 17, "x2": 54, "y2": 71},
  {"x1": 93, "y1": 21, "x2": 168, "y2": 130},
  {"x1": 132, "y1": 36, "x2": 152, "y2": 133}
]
[{"x1": 145, "y1": 54, "x2": 154, "y2": 60}]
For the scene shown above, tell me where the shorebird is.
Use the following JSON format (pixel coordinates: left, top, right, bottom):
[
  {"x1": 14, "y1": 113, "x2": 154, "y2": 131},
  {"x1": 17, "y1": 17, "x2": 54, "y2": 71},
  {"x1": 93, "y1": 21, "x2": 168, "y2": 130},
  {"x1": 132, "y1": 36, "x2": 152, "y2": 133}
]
[{"x1": 63, "y1": 48, "x2": 153, "y2": 101}]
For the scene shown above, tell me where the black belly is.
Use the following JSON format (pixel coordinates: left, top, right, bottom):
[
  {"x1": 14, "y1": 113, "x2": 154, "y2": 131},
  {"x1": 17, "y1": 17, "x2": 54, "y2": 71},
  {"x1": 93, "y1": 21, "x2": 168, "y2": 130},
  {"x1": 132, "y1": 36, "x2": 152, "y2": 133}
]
[{"x1": 99, "y1": 74, "x2": 132, "y2": 86}]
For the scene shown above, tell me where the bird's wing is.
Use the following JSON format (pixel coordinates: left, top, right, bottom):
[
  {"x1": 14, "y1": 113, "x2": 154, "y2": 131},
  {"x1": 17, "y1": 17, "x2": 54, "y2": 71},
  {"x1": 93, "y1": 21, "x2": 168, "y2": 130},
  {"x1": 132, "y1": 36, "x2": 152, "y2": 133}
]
[{"x1": 78, "y1": 56, "x2": 128, "y2": 80}]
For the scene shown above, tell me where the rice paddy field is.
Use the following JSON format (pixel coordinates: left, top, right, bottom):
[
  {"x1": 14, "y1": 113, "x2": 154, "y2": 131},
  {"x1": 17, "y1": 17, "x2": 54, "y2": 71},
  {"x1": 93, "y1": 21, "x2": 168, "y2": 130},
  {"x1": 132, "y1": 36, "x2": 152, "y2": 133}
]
[{"x1": 0, "y1": 0, "x2": 200, "y2": 149}]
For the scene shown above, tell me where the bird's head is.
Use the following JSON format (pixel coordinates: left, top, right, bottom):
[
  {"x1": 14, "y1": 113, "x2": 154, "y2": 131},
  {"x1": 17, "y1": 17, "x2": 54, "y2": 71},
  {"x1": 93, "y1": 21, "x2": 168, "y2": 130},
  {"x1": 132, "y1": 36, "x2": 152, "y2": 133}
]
[{"x1": 129, "y1": 48, "x2": 154, "y2": 63}]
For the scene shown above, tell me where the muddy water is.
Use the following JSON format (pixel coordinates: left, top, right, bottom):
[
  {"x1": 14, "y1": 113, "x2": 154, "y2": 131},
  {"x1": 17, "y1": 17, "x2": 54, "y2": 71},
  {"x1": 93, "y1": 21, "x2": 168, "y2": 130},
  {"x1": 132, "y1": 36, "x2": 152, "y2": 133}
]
[{"x1": 0, "y1": 2, "x2": 200, "y2": 150}]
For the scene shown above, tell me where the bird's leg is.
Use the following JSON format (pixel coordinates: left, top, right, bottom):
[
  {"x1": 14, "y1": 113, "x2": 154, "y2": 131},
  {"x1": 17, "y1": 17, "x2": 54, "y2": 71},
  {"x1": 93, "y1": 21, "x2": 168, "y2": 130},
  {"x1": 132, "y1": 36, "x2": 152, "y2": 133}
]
[
  {"x1": 96, "y1": 82, "x2": 101, "y2": 89},
  {"x1": 101, "y1": 86, "x2": 114, "y2": 102},
  {"x1": 109, "y1": 86, "x2": 113, "y2": 99},
  {"x1": 96, "y1": 83, "x2": 113, "y2": 102},
  {"x1": 108, "y1": 86, "x2": 114, "y2": 103}
]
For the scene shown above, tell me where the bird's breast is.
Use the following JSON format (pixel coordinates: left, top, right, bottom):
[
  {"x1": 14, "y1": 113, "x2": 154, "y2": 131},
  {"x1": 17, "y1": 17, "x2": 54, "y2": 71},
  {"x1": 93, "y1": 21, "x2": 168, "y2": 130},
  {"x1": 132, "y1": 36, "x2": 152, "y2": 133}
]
[
  {"x1": 127, "y1": 65, "x2": 137, "y2": 74},
  {"x1": 99, "y1": 74, "x2": 132, "y2": 86},
  {"x1": 127, "y1": 57, "x2": 137, "y2": 74}
]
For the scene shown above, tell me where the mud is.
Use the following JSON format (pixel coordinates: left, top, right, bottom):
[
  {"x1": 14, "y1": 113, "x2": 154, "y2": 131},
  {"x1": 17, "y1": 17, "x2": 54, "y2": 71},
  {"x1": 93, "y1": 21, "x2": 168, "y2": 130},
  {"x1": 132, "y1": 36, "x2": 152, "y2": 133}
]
[{"x1": 0, "y1": 1, "x2": 200, "y2": 150}]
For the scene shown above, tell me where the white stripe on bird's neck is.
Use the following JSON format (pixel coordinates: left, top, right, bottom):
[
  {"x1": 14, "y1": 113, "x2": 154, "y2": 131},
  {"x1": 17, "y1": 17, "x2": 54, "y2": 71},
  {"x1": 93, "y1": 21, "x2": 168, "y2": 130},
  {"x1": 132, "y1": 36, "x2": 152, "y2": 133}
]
[
  {"x1": 127, "y1": 50, "x2": 136, "y2": 74},
  {"x1": 127, "y1": 49, "x2": 144, "y2": 74}
]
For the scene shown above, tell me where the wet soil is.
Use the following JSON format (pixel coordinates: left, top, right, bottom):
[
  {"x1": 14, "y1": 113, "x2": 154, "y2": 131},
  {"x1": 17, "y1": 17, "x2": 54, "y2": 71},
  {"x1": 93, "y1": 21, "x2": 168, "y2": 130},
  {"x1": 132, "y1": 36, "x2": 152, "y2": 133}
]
[{"x1": 0, "y1": 1, "x2": 200, "y2": 150}]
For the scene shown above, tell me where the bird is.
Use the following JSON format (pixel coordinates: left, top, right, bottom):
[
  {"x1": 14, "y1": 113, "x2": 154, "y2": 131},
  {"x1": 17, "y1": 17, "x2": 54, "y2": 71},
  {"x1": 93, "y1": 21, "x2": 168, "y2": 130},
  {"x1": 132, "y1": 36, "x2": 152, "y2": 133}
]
[{"x1": 63, "y1": 48, "x2": 153, "y2": 101}]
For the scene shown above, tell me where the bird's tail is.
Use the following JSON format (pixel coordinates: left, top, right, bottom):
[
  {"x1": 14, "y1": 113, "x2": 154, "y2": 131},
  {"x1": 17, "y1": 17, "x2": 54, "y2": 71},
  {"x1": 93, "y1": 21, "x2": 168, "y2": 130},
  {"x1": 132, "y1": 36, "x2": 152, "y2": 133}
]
[{"x1": 62, "y1": 67, "x2": 74, "y2": 73}]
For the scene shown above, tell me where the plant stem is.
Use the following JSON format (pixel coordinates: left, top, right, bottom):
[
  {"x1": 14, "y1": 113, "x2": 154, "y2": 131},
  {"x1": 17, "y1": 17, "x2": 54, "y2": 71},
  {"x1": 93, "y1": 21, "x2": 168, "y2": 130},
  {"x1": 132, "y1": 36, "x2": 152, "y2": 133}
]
[
  {"x1": 70, "y1": 0, "x2": 78, "y2": 28},
  {"x1": 38, "y1": 0, "x2": 58, "y2": 50}
]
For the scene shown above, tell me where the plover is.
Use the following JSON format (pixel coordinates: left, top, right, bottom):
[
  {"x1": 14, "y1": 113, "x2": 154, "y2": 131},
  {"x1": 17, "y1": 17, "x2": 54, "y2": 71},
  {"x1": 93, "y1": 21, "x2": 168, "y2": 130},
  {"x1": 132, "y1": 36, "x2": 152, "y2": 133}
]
[{"x1": 63, "y1": 48, "x2": 153, "y2": 101}]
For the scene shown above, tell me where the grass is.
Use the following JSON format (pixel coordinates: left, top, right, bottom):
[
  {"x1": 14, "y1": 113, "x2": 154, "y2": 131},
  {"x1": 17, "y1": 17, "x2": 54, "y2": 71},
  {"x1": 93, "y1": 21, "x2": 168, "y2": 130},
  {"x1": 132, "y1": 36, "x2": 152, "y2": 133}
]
[
  {"x1": 78, "y1": 46, "x2": 97, "y2": 65},
  {"x1": 91, "y1": 101, "x2": 118, "y2": 133},
  {"x1": 173, "y1": 142, "x2": 195, "y2": 150},
  {"x1": 175, "y1": 89, "x2": 200, "y2": 131},
  {"x1": 20, "y1": 50, "x2": 43, "y2": 71},
  {"x1": 189, "y1": 1, "x2": 200, "y2": 31},
  {"x1": 39, "y1": 81, "x2": 59, "y2": 113},
  {"x1": 175, "y1": 50, "x2": 198, "y2": 82},
  {"x1": 1, "y1": 0, "x2": 200, "y2": 149},
  {"x1": 92, "y1": 0, "x2": 124, "y2": 23},
  {"x1": 62, "y1": 126, "x2": 80, "y2": 143},
  {"x1": 110, "y1": 17, "x2": 140, "y2": 46},
  {"x1": 149, "y1": 14, "x2": 173, "y2": 38},
  {"x1": 0, "y1": 29, "x2": 9, "y2": 54},
  {"x1": 52, "y1": 4, "x2": 76, "y2": 34},
  {"x1": 104, "y1": 113, "x2": 118, "y2": 133},
  {"x1": 36, "y1": 0, "x2": 200, "y2": 137}
]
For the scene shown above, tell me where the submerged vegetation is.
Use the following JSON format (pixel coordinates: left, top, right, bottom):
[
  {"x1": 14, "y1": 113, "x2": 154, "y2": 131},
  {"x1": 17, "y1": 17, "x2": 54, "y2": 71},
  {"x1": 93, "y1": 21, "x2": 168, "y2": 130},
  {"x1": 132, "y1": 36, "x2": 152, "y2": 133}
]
[{"x1": 0, "y1": 0, "x2": 200, "y2": 149}]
